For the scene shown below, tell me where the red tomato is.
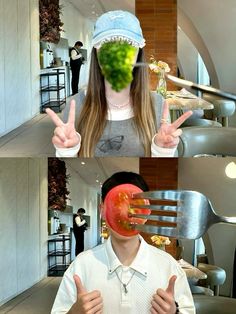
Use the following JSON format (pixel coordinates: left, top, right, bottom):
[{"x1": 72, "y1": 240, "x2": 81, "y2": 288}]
[{"x1": 104, "y1": 184, "x2": 150, "y2": 237}]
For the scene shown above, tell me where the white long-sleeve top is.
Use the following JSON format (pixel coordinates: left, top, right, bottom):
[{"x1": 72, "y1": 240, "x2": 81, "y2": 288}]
[{"x1": 55, "y1": 93, "x2": 177, "y2": 157}]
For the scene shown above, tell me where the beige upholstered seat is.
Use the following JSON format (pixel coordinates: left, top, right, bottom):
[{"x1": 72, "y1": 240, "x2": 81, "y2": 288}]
[
  {"x1": 182, "y1": 118, "x2": 222, "y2": 128},
  {"x1": 178, "y1": 127, "x2": 236, "y2": 157},
  {"x1": 193, "y1": 295, "x2": 236, "y2": 314},
  {"x1": 197, "y1": 263, "x2": 226, "y2": 296},
  {"x1": 203, "y1": 94, "x2": 235, "y2": 127}
]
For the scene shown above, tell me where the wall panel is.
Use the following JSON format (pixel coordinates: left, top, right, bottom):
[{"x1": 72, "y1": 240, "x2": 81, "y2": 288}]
[
  {"x1": 0, "y1": 0, "x2": 40, "y2": 137},
  {"x1": 16, "y1": 159, "x2": 30, "y2": 292},
  {"x1": 30, "y1": 0, "x2": 40, "y2": 117},
  {"x1": 0, "y1": 0, "x2": 5, "y2": 134},
  {"x1": 4, "y1": 0, "x2": 18, "y2": 131},
  {"x1": 0, "y1": 158, "x2": 48, "y2": 306},
  {"x1": 0, "y1": 159, "x2": 17, "y2": 303},
  {"x1": 17, "y1": 0, "x2": 32, "y2": 121},
  {"x1": 28, "y1": 159, "x2": 41, "y2": 284}
]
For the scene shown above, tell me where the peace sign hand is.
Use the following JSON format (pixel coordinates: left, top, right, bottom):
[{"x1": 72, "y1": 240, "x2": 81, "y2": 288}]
[
  {"x1": 151, "y1": 275, "x2": 177, "y2": 314},
  {"x1": 46, "y1": 100, "x2": 80, "y2": 148},
  {"x1": 154, "y1": 101, "x2": 192, "y2": 148},
  {"x1": 68, "y1": 274, "x2": 103, "y2": 314}
]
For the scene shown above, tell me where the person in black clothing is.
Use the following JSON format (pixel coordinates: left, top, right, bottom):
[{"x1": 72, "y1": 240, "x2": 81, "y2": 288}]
[
  {"x1": 73, "y1": 208, "x2": 87, "y2": 256},
  {"x1": 70, "y1": 41, "x2": 84, "y2": 95}
]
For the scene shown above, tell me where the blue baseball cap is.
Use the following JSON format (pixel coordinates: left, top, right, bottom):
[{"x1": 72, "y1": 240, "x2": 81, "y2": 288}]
[{"x1": 92, "y1": 10, "x2": 146, "y2": 49}]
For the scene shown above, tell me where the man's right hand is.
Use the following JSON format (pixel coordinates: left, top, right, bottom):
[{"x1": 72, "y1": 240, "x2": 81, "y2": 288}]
[
  {"x1": 46, "y1": 100, "x2": 80, "y2": 149},
  {"x1": 68, "y1": 274, "x2": 103, "y2": 314}
]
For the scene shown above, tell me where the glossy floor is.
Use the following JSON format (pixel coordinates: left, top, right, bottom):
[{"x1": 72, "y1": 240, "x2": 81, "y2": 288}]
[
  {"x1": 0, "y1": 114, "x2": 56, "y2": 157},
  {"x1": 0, "y1": 277, "x2": 61, "y2": 314}
]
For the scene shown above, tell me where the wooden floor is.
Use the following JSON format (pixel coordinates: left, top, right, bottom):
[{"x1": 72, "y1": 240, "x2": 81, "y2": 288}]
[{"x1": 0, "y1": 277, "x2": 61, "y2": 314}]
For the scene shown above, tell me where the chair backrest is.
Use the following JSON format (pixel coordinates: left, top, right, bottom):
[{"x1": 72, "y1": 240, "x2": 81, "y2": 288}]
[
  {"x1": 182, "y1": 118, "x2": 222, "y2": 128},
  {"x1": 178, "y1": 127, "x2": 236, "y2": 157},
  {"x1": 193, "y1": 295, "x2": 236, "y2": 314},
  {"x1": 203, "y1": 94, "x2": 235, "y2": 118}
]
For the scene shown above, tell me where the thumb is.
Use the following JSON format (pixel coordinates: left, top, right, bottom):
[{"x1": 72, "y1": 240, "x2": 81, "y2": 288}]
[
  {"x1": 74, "y1": 274, "x2": 87, "y2": 295},
  {"x1": 165, "y1": 275, "x2": 177, "y2": 296}
]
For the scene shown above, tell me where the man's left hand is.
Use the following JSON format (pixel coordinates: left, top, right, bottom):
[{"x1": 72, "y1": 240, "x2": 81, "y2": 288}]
[{"x1": 150, "y1": 275, "x2": 177, "y2": 314}]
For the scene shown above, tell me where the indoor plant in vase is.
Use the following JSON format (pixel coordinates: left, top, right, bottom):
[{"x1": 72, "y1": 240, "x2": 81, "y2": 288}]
[
  {"x1": 150, "y1": 235, "x2": 171, "y2": 251},
  {"x1": 149, "y1": 57, "x2": 170, "y2": 98}
]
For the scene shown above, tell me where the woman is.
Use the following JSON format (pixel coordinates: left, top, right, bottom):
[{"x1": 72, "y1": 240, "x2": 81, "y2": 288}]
[{"x1": 46, "y1": 10, "x2": 192, "y2": 157}]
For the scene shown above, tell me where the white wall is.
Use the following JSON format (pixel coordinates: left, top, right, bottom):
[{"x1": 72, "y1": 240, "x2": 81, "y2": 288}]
[
  {"x1": 60, "y1": 0, "x2": 94, "y2": 89},
  {"x1": 65, "y1": 162, "x2": 100, "y2": 260},
  {"x1": 178, "y1": 0, "x2": 236, "y2": 126},
  {"x1": 0, "y1": 0, "x2": 40, "y2": 137},
  {"x1": 178, "y1": 157, "x2": 236, "y2": 296},
  {"x1": 177, "y1": 28, "x2": 198, "y2": 87},
  {"x1": 0, "y1": 158, "x2": 48, "y2": 306}
]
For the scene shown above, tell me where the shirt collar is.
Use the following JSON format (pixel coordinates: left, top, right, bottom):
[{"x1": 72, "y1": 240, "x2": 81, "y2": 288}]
[{"x1": 105, "y1": 235, "x2": 148, "y2": 277}]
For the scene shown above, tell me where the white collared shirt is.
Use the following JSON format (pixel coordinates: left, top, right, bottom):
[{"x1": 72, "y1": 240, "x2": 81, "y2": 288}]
[{"x1": 51, "y1": 236, "x2": 195, "y2": 314}]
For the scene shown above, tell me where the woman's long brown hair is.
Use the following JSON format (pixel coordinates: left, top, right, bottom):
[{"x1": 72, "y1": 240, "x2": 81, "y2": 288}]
[{"x1": 77, "y1": 48, "x2": 157, "y2": 157}]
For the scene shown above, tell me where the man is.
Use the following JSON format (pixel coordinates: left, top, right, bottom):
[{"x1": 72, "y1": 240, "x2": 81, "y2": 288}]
[
  {"x1": 51, "y1": 172, "x2": 195, "y2": 314},
  {"x1": 73, "y1": 208, "x2": 87, "y2": 256},
  {"x1": 70, "y1": 41, "x2": 84, "y2": 95}
]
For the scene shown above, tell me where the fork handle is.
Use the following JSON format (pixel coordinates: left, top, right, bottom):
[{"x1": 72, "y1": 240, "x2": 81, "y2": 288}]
[{"x1": 218, "y1": 216, "x2": 236, "y2": 224}]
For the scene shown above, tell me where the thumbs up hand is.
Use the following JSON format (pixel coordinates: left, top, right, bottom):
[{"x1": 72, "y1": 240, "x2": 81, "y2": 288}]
[
  {"x1": 150, "y1": 275, "x2": 177, "y2": 314},
  {"x1": 68, "y1": 275, "x2": 103, "y2": 314}
]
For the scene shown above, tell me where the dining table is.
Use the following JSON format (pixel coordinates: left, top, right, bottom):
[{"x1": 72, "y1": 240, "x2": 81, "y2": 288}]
[
  {"x1": 165, "y1": 89, "x2": 214, "y2": 122},
  {"x1": 178, "y1": 258, "x2": 207, "y2": 283}
]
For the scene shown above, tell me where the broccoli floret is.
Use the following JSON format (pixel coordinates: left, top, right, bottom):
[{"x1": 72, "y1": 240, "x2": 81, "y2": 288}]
[{"x1": 97, "y1": 41, "x2": 137, "y2": 92}]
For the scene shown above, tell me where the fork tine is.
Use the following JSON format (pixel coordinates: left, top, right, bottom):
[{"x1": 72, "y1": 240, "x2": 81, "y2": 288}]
[
  {"x1": 130, "y1": 205, "x2": 178, "y2": 211},
  {"x1": 133, "y1": 190, "x2": 182, "y2": 201},
  {"x1": 135, "y1": 224, "x2": 177, "y2": 237},
  {"x1": 130, "y1": 214, "x2": 177, "y2": 223}
]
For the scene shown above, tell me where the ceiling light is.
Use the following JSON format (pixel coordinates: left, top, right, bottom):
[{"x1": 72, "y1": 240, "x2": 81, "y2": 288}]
[
  {"x1": 96, "y1": 179, "x2": 99, "y2": 183},
  {"x1": 225, "y1": 162, "x2": 236, "y2": 179},
  {"x1": 81, "y1": 161, "x2": 85, "y2": 165}
]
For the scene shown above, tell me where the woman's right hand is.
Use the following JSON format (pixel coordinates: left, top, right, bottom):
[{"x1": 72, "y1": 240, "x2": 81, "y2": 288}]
[{"x1": 46, "y1": 100, "x2": 80, "y2": 148}]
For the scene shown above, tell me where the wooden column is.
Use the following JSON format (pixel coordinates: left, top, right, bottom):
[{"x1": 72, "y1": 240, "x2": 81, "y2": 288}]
[
  {"x1": 135, "y1": 0, "x2": 177, "y2": 90},
  {"x1": 139, "y1": 158, "x2": 178, "y2": 258}
]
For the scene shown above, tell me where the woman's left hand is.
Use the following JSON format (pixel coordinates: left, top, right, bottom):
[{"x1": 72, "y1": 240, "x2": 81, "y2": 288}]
[{"x1": 154, "y1": 101, "x2": 193, "y2": 148}]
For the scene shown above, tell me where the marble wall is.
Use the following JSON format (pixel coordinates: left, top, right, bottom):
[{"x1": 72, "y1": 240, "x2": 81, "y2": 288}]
[{"x1": 0, "y1": 158, "x2": 48, "y2": 305}]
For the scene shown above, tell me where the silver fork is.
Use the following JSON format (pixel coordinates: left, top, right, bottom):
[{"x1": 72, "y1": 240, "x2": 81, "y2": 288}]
[{"x1": 130, "y1": 190, "x2": 236, "y2": 239}]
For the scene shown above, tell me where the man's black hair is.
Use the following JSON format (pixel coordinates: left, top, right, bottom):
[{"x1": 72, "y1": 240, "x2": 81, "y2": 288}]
[
  {"x1": 75, "y1": 41, "x2": 83, "y2": 47},
  {"x1": 101, "y1": 171, "x2": 149, "y2": 201},
  {"x1": 77, "y1": 208, "x2": 85, "y2": 214}
]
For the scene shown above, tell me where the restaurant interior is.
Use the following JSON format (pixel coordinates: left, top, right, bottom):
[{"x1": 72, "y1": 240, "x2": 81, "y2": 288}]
[
  {"x1": 0, "y1": 0, "x2": 236, "y2": 156},
  {"x1": 0, "y1": 1, "x2": 236, "y2": 314},
  {"x1": 0, "y1": 157, "x2": 236, "y2": 313}
]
